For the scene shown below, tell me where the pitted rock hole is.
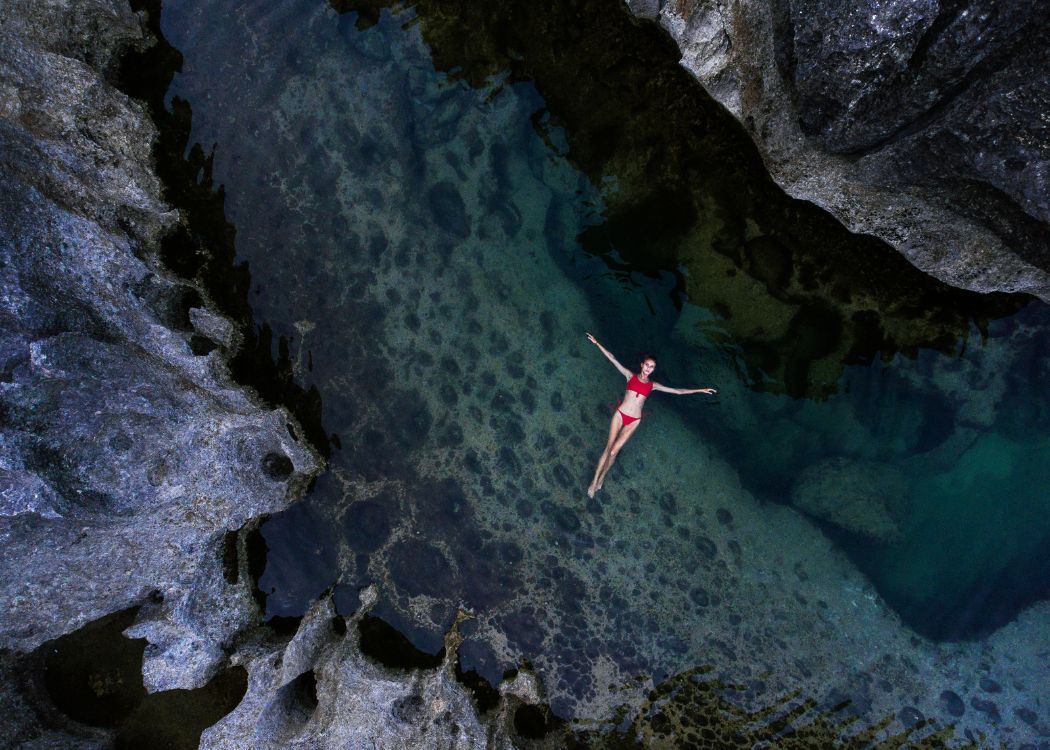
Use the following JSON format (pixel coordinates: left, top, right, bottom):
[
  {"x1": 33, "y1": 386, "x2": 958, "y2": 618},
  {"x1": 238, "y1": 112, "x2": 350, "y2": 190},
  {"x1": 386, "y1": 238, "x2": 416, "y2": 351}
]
[
  {"x1": 257, "y1": 670, "x2": 319, "y2": 744},
  {"x1": 392, "y1": 692, "x2": 425, "y2": 723},
  {"x1": 513, "y1": 704, "x2": 553, "y2": 739},
  {"x1": 261, "y1": 452, "x2": 294, "y2": 481},
  {"x1": 41, "y1": 607, "x2": 146, "y2": 727},
  {"x1": 190, "y1": 334, "x2": 219, "y2": 355},
  {"x1": 36, "y1": 607, "x2": 247, "y2": 747}
]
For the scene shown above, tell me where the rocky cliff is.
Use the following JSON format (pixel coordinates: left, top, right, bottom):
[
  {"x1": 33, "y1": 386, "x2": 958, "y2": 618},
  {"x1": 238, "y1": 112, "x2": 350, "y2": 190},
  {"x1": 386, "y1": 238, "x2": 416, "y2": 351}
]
[
  {"x1": 0, "y1": 2, "x2": 561, "y2": 747},
  {"x1": 0, "y1": 0, "x2": 319, "y2": 659},
  {"x1": 628, "y1": 0, "x2": 1050, "y2": 300},
  {"x1": 0, "y1": 0, "x2": 317, "y2": 741}
]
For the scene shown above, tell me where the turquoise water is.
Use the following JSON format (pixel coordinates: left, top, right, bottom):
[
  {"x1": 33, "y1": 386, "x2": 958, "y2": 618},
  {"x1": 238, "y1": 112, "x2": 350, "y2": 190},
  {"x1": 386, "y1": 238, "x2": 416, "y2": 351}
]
[
  {"x1": 159, "y1": 0, "x2": 1050, "y2": 736},
  {"x1": 725, "y1": 312, "x2": 1050, "y2": 639},
  {"x1": 850, "y1": 412, "x2": 1050, "y2": 637}
]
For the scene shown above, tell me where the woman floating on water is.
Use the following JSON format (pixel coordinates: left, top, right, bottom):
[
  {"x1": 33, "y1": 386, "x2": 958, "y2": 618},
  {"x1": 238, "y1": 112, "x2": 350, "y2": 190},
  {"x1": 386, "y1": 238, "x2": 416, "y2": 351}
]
[{"x1": 586, "y1": 332, "x2": 717, "y2": 498}]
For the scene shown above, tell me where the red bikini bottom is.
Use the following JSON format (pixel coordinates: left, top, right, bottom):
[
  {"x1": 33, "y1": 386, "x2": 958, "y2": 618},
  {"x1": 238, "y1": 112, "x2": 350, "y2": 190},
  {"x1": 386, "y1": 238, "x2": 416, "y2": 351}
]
[{"x1": 617, "y1": 409, "x2": 641, "y2": 426}]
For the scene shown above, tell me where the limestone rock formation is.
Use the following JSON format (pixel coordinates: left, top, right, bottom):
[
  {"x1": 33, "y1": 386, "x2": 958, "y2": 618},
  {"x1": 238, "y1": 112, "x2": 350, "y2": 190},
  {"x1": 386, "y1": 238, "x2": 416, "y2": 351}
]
[
  {"x1": 199, "y1": 587, "x2": 542, "y2": 750},
  {"x1": 0, "y1": 0, "x2": 324, "y2": 742},
  {"x1": 629, "y1": 0, "x2": 1050, "y2": 300},
  {"x1": 0, "y1": 0, "x2": 318, "y2": 661}
]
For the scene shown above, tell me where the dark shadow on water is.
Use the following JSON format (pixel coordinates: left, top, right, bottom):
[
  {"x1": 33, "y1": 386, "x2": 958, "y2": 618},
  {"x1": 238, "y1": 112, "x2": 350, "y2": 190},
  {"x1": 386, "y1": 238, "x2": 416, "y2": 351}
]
[
  {"x1": 32, "y1": 607, "x2": 247, "y2": 747},
  {"x1": 115, "y1": 0, "x2": 331, "y2": 457}
]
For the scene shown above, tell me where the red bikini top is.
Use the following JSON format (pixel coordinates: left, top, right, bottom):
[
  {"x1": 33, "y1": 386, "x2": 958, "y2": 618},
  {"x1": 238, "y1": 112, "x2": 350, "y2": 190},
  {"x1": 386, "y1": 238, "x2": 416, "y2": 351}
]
[{"x1": 627, "y1": 374, "x2": 653, "y2": 398}]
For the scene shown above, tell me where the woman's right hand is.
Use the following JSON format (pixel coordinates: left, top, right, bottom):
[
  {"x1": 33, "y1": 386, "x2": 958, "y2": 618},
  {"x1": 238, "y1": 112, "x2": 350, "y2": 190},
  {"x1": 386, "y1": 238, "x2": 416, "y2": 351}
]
[{"x1": 586, "y1": 332, "x2": 598, "y2": 346}]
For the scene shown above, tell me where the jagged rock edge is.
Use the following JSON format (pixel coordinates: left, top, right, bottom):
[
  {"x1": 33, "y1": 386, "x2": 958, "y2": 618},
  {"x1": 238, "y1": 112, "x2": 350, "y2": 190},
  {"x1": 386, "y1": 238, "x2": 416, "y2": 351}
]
[{"x1": 626, "y1": 0, "x2": 1050, "y2": 300}]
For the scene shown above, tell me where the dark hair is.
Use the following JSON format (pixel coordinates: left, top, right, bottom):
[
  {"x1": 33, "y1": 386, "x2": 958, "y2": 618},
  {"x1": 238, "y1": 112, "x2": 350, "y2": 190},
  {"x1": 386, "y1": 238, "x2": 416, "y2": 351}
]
[{"x1": 639, "y1": 353, "x2": 656, "y2": 365}]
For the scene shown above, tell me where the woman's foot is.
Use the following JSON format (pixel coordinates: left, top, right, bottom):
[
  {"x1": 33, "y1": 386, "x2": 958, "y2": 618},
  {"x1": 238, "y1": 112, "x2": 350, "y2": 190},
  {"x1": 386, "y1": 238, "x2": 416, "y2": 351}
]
[{"x1": 587, "y1": 483, "x2": 597, "y2": 499}]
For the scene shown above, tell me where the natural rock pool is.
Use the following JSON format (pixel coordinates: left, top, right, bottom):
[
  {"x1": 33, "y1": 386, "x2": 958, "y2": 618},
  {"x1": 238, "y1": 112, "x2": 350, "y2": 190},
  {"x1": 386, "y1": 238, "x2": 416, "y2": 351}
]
[{"x1": 152, "y1": 0, "x2": 1049, "y2": 742}]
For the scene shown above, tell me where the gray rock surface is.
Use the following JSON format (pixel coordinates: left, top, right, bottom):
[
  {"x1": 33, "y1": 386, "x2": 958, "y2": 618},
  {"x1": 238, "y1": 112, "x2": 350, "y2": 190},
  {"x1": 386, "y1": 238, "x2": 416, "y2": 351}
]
[
  {"x1": 199, "y1": 587, "x2": 535, "y2": 750},
  {"x1": 0, "y1": 0, "x2": 320, "y2": 740},
  {"x1": 633, "y1": 0, "x2": 1050, "y2": 299},
  {"x1": 0, "y1": 2, "x2": 318, "y2": 643}
]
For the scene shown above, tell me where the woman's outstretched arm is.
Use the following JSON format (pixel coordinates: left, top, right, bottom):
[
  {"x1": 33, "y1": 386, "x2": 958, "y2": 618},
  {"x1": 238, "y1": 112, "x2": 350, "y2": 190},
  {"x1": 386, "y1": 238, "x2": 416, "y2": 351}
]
[
  {"x1": 652, "y1": 382, "x2": 717, "y2": 395},
  {"x1": 586, "y1": 332, "x2": 632, "y2": 379}
]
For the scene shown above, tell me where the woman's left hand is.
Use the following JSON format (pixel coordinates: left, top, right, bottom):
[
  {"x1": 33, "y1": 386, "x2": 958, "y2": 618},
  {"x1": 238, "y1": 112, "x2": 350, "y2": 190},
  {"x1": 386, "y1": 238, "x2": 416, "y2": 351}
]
[{"x1": 697, "y1": 388, "x2": 717, "y2": 395}]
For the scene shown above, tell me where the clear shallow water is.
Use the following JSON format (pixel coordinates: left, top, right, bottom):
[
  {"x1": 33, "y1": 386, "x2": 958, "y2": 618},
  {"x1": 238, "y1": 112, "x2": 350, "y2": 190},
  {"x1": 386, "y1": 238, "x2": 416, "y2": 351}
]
[{"x1": 160, "y1": 0, "x2": 1050, "y2": 736}]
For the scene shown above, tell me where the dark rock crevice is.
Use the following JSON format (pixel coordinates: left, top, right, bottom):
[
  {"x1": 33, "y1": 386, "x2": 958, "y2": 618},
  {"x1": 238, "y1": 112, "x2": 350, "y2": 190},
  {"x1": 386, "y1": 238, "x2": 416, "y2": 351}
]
[
  {"x1": 17, "y1": 606, "x2": 249, "y2": 749},
  {"x1": 114, "y1": 0, "x2": 333, "y2": 458},
  {"x1": 651, "y1": 0, "x2": 1050, "y2": 298}
]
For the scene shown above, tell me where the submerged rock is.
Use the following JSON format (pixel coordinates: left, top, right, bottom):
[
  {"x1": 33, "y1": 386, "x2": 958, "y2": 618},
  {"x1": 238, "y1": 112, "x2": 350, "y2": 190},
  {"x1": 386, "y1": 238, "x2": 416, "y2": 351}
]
[
  {"x1": 791, "y1": 457, "x2": 908, "y2": 543},
  {"x1": 635, "y1": 0, "x2": 1050, "y2": 299}
]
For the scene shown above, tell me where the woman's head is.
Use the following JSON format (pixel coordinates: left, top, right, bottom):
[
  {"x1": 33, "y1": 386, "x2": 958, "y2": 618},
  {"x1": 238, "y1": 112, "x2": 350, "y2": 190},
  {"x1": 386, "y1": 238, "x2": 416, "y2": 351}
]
[{"x1": 639, "y1": 354, "x2": 656, "y2": 376}]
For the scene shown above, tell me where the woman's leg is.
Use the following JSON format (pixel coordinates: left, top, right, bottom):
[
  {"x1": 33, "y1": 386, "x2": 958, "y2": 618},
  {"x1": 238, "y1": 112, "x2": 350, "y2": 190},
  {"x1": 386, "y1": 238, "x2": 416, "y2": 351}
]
[
  {"x1": 594, "y1": 419, "x2": 641, "y2": 490},
  {"x1": 588, "y1": 413, "x2": 622, "y2": 497}
]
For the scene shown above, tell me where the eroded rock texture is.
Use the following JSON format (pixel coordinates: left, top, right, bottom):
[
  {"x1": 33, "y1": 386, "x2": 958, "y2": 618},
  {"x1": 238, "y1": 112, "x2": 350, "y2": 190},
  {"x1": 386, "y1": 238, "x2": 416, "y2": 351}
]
[
  {"x1": 199, "y1": 588, "x2": 538, "y2": 750},
  {"x1": 0, "y1": 2, "x2": 543, "y2": 746},
  {"x1": 631, "y1": 0, "x2": 1050, "y2": 299},
  {"x1": 0, "y1": 0, "x2": 319, "y2": 744}
]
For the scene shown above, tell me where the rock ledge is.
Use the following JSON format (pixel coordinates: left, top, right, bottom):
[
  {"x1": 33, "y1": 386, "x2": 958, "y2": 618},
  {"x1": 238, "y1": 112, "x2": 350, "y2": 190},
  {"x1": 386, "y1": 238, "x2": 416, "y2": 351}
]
[{"x1": 628, "y1": 0, "x2": 1050, "y2": 300}]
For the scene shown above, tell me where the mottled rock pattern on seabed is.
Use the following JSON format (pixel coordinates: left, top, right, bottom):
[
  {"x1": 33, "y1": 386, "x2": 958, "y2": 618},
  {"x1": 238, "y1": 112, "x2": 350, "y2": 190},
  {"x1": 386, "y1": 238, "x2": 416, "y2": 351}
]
[
  {"x1": 629, "y1": 0, "x2": 1050, "y2": 299},
  {"x1": 791, "y1": 457, "x2": 908, "y2": 542}
]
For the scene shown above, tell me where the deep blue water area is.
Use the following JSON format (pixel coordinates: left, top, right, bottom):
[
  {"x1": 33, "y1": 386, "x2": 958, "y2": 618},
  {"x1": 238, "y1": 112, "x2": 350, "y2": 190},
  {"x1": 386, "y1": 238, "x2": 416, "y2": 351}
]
[
  {"x1": 157, "y1": 0, "x2": 1050, "y2": 733},
  {"x1": 731, "y1": 304, "x2": 1050, "y2": 640}
]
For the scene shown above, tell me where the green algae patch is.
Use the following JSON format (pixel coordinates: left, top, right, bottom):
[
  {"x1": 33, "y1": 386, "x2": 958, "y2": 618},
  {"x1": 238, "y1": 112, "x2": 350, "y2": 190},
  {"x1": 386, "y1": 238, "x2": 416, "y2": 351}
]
[{"x1": 334, "y1": 0, "x2": 1026, "y2": 400}]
